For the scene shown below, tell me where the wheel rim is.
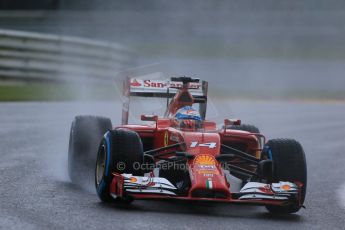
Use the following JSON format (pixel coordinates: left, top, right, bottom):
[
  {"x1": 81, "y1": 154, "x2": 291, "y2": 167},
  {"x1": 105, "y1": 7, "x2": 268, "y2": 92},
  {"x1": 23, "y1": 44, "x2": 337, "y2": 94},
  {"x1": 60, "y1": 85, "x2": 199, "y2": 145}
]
[{"x1": 96, "y1": 144, "x2": 106, "y2": 186}]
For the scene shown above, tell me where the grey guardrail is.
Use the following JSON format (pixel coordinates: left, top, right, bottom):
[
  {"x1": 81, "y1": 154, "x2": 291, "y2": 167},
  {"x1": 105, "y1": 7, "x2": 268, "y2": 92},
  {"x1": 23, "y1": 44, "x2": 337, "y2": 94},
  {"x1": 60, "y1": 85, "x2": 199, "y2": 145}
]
[{"x1": 0, "y1": 29, "x2": 136, "y2": 83}]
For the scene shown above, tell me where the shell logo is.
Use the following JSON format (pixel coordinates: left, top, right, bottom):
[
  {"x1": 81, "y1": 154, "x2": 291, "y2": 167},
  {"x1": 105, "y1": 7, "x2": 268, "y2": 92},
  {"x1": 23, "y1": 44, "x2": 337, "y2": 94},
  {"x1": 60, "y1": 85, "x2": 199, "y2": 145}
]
[
  {"x1": 194, "y1": 155, "x2": 216, "y2": 166},
  {"x1": 194, "y1": 154, "x2": 219, "y2": 175}
]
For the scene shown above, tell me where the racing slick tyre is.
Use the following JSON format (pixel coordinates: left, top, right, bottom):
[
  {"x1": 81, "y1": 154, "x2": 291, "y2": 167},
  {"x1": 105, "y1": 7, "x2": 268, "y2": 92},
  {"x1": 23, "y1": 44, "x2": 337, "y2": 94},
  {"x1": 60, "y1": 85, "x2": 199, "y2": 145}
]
[
  {"x1": 95, "y1": 129, "x2": 144, "y2": 203},
  {"x1": 68, "y1": 115, "x2": 112, "y2": 186},
  {"x1": 227, "y1": 124, "x2": 260, "y2": 133},
  {"x1": 264, "y1": 139, "x2": 307, "y2": 214}
]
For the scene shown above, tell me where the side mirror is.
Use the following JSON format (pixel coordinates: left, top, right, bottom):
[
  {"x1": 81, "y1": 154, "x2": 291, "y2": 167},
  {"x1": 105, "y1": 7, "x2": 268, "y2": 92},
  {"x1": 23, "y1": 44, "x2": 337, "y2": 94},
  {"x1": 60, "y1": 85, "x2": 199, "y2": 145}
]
[
  {"x1": 141, "y1": 115, "x2": 158, "y2": 122},
  {"x1": 224, "y1": 119, "x2": 241, "y2": 126}
]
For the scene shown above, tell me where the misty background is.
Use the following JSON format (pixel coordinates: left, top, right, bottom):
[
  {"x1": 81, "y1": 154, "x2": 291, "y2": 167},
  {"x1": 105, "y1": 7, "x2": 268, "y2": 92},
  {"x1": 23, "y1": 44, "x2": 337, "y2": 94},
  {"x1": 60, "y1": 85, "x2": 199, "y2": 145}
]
[
  {"x1": 1, "y1": 3, "x2": 345, "y2": 228},
  {"x1": 0, "y1": 0, "x2": 345, "y2": 100}
]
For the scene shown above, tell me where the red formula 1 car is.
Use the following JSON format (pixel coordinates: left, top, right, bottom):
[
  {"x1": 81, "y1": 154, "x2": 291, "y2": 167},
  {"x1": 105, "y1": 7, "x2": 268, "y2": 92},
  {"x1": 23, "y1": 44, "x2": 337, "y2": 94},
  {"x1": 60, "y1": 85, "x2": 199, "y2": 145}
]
[{"x1": 68, "y1": 76, "x2": 307, "y2": 214}]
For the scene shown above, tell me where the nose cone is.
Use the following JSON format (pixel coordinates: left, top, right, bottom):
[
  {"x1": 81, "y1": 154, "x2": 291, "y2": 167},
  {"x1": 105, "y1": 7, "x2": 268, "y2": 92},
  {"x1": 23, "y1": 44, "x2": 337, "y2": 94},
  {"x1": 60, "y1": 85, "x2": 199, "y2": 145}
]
[
  {"x1": 180, "y1": 132, "x2": 231, "y2": 199},
  {"x1": 189, "y1": 154, "x2": 231, "y2": 199}
]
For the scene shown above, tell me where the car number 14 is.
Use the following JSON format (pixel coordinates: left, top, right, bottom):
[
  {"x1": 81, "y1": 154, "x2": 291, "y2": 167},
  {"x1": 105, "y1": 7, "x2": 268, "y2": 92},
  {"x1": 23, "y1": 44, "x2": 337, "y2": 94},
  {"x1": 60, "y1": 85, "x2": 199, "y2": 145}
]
[{"x1": 190, "y1": 142, "x2": 217, "y2": 149}]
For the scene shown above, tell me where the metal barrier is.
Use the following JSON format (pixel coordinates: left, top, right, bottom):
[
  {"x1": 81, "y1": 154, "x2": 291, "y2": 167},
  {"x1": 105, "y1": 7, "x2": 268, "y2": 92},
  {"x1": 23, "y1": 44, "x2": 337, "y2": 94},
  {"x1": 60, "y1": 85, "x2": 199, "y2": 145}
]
[{"x1": 0, "y1": 29, "x2": 136, "y2": 83}]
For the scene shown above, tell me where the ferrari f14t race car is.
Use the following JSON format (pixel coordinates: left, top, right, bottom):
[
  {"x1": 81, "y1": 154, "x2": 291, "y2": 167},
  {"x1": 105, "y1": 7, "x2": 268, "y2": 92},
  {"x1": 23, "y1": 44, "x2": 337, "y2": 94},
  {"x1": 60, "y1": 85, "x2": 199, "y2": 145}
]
[{"x1": 68, "y1": 76, "x2": 307, "y2": 214}]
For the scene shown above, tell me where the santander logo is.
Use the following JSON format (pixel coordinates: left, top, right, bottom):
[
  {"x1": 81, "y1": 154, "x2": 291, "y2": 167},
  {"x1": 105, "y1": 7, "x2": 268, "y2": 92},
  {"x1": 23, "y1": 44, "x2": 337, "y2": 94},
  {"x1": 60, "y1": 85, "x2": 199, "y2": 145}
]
[
  {"x1": 130, "y1": 79, "x2": 201, "y2": 90},
  {"x1": 144, "y1": 80, "x2": 167, "y2": 88}
]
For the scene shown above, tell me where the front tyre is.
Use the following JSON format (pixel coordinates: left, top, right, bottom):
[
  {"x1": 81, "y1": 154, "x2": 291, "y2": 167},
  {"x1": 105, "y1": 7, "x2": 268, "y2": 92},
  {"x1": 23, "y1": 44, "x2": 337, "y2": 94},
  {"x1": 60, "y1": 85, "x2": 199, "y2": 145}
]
[
  {"x1": 265, "y1": 139, "x2": 307, "y2": 214},
  {"x1": 95, "y1": 129, "x2": 144, "y2": 203}
]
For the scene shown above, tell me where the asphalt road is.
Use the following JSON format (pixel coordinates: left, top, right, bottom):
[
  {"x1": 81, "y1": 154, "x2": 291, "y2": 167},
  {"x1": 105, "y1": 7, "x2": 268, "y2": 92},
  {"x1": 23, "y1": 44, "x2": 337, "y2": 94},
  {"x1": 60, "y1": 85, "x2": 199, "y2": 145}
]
[{"x1": 0, "y1": 100, "x2": 344, "y2": 230}]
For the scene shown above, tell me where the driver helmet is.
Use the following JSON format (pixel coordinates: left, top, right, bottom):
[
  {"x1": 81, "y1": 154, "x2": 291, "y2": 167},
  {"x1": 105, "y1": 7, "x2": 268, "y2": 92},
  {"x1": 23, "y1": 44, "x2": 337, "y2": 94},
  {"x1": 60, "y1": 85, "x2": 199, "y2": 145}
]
[{"x1": 174, "y1": 106, "x2": 202, "y2": 129}]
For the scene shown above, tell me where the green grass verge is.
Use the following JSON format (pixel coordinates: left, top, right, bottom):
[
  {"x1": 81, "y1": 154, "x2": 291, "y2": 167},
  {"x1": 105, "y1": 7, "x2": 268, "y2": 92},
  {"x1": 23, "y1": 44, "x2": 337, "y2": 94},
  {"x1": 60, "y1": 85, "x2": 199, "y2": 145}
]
[
  {"x1": 0, "y1": 83, "x2": 118, "y2": 101},
  {"x1": 132, "y1": 43, "x2": 345, "y2": 59},
  {"x1": 209, "y1": 89, "x2": 345, "y2": 101}
]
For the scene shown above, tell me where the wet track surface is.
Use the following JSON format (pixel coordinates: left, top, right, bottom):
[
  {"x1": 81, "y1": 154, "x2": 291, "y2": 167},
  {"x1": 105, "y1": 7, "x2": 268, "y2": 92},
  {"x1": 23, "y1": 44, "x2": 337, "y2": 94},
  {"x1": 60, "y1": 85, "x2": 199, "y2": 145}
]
[{"x1": 0, "y1": 101, "x2": 344, "y2": 230}]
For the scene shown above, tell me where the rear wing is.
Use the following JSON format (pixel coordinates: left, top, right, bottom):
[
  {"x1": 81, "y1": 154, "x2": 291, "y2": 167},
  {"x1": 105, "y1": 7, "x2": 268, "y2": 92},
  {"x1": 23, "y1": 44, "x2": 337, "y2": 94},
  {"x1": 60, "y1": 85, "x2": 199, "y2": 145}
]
[{"x1": 122, "y1": 77, "x2": 208, "y2": 125}]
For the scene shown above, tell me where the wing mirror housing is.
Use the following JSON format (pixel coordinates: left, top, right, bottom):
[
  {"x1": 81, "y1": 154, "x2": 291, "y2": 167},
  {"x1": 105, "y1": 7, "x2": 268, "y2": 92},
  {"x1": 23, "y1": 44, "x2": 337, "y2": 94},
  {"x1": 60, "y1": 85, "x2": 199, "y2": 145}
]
[
  {"x1": 224, "y1": 119, "x2": 241, "y2": 132},
  {"x1": 224, "y1": 119, "x2": 241, "y2": 126},
  {"x1": 141, "y1": 115, "x2": 158, "y2": 122}
]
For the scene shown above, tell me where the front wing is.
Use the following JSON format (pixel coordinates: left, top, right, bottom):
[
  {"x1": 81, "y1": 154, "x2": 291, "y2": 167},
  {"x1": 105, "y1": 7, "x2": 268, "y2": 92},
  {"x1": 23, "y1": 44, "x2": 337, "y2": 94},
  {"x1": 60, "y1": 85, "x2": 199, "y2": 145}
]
[{"x1": 109, "y1": 173, "x2": 303, "y2": 207}]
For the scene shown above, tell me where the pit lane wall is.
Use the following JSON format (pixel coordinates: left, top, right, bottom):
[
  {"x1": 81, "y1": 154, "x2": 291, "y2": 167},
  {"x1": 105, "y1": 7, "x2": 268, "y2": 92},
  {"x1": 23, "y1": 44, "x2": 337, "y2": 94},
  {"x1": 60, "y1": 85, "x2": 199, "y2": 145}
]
[{"x1": 0, "y1": 29, "x2": 136, "y2": 83}]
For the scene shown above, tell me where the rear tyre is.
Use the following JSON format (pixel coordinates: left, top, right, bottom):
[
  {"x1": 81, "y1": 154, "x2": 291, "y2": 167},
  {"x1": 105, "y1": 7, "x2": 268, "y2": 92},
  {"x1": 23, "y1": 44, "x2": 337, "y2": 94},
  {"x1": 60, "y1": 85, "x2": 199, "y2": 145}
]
[
  {"x1": 227, "y1": 124, "x2": 260, "y2": 133},
  {"x1": 95, "y1": 129, "x2": 144, "y2": 203},
  {"x1": 265, "y1": 139, "x2": 307, "y2": 214},
  {"x1": 68, "y1": 115, "x2": 112, "y2": 186}
]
